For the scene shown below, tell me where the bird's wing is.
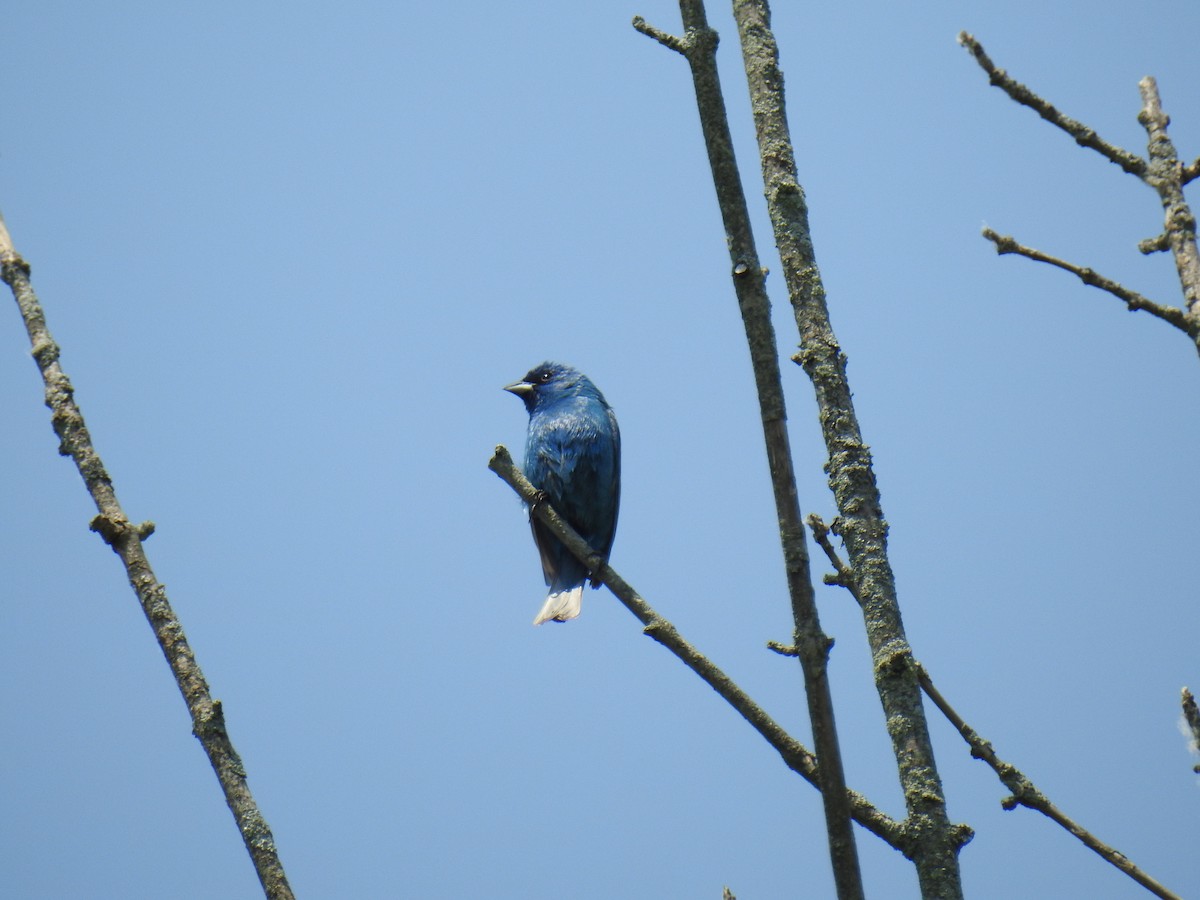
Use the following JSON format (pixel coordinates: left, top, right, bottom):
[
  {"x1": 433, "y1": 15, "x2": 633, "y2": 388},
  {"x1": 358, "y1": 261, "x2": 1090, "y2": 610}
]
[
  {"x1": 598, "y1": 405, "x2": 621, "y2": 558},
  {"x1": 526, "y1": 405, "x2": 610, "y2": 589}
]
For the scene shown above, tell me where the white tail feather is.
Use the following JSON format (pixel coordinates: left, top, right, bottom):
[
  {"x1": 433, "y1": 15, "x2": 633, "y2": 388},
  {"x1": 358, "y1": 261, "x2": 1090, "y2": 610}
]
[{"x1": 532, "y1": 586, "x2": 584, "y2": 625}]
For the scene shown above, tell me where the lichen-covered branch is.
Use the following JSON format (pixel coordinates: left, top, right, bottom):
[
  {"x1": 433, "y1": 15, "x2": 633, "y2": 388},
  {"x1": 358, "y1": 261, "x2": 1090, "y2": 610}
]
[
  {"x1": 1182, "y1": 688, "x2": 1200, "y2": 774},
  {"x1": 1137, "y1": 76, "x2": 1200, "y2": 342},
  {"x1": 731, "y1": 2, "x2": 969, "y2": 897},
  {"x1": 918, "y1": 665, "x2": 1182, "y2": 900},
  {"x1": 489, "y1": 445, "x2": 904, "y2": 852},
  {"x1": 0, "y1": 215, "x2": 294, "y2": 900},
  {"x1": 960, "y1": 33, "x2": 1200, "y2": 358},
  {"x1": 982, "y1": 228, "x2": 1194, "y2": 334},
  {"x1": 632, "y1": 4, "x2": 865, "y2": 896},
  {"x1": 957, "y1": 32, "x2": 1146, "y2": 177}
]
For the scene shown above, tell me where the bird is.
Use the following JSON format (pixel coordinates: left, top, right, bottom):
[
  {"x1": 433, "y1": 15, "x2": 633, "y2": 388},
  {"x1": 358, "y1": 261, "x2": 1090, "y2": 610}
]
[{"x1": 504, "y1": 362, "x2": 621, "y2": 625}]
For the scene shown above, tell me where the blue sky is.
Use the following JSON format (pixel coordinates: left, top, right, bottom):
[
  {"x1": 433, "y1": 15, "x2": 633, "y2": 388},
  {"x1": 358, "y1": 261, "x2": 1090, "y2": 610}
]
[{"x1": 3, "y1": 2, "x2": 1198, "y2": 898}]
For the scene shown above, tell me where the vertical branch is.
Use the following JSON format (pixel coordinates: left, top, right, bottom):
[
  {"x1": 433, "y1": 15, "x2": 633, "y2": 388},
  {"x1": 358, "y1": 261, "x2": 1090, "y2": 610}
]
[
  {"x1": 1182, "y1": 688, "x2": 1200, "y2": 774},
  {"x1": 634, "y1": 5, "x2": 864, "y2": 897},
  {"x1": 730, "y1": 2, "x2": 968, "y2": 897},
  {"x1": 0, "y1": 215, "x2": 294, "y2": 900},
  {"x1": 1137, "y1": 77, "x2": 1200, "y2": 353}
]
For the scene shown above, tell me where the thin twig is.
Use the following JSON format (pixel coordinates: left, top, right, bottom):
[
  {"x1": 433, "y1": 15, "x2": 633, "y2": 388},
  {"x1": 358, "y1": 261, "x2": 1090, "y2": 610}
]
[
  {"x1": 917, "y1": 664, "x2": 1182, "y2": 900},
  {"x1": 981, "y1": 227, "x2": 1193, "y2": 333},
  {"x1": 1138, "y1": 233, "x2": 1170, "y2": 255},
  {"x1": 957, "y1": 32, "x2": 1147, "y2": 177},
  {"x1": 489, "y1": 445, "x2": 906, "y2": 851},
  {"x1": 806, "y1": 514, "x2": 860, "y2": 602},
  {"x1": 0, "y1": 214, "x2": 294, "y2": 900},
  {"x1": 634, "y1": 6, "x2": 867, "y2": 896},
  {"x1": 631, "y1": 15, "x2": 687, "y2": 55}
]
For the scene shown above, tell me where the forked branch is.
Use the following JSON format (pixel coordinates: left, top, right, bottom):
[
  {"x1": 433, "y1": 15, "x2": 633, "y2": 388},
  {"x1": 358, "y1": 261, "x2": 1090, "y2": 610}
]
[{"x1": 960, "y1": 32, "x2": 1200, "y2": 356}]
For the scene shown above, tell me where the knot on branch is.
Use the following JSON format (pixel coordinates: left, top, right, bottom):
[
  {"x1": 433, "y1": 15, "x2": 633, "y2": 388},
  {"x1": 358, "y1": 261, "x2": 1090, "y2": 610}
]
[
  {"x1": 30, "y1": 336, "x2": 59, "y2": 368},
  {"x1": 0, "y1": 253, "x2": 31, "y2": 283},
  {"x1": 193, "y1": 697, "x2": 229, "y2": 739},
  {"x1": 875, "y1": 641, "x2": 913, "y2": 678},
  {"x1": 950, "y1": 822, "x2": 976, "y2": 850},
  {"x1": 90, "y1": 513, "x2": 131, "y2": 548},
  {"x1": 89, "y1": 514, "x2": 155, "y2": 547},
  {"x1": 1167, "y1": 207, "x2": 1196, "y2": 235}
]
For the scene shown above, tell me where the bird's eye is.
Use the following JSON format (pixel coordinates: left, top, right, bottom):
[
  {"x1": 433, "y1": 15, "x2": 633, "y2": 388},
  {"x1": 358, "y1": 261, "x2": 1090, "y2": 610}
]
[{"x1": 538, "y1": 371, "x2": 553, "y2": 383}]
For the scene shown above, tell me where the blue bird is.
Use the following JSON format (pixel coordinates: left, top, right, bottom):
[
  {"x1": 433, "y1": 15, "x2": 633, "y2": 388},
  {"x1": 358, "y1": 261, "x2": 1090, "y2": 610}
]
[{"x1": 505, "y1": 362, "x2": 621, "y2": 625}]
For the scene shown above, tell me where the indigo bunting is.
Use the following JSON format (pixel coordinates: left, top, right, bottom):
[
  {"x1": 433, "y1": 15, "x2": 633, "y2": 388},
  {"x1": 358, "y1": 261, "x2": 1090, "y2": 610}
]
[{"x1": 505, "y1": 362, "x2": 621, "y2": 625}]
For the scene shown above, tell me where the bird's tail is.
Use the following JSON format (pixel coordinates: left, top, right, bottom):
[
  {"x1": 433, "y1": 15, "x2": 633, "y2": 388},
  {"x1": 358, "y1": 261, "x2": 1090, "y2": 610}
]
[{"x1": 532, "y1": 585, "x2": 584, "y2": 626}]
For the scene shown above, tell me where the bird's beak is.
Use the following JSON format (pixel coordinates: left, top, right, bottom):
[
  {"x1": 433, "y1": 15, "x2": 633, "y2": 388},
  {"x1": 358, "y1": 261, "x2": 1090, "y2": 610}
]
[{"x1": 504, "y1": 380, "x2": 534, "y2": 397}]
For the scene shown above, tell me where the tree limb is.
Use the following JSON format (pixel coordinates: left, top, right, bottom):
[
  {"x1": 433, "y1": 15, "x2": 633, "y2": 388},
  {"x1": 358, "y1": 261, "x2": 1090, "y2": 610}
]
[
  {"x1": 731, "y1": 3, "x2": 969, "y2": 897},
  {"x1": 961, "y1": 34, "x2": 1200, "y2": 357},
  {"x1": 917, "y1": 664, "x2": 1182, "y2": 900},
  {"x1": 982, "y1": 227, "x2": 1194, "y2": 334},
  {"x1": 0, "y1": 214, "x2": 294, "y2": 900},
  {"x1": 633, "y1": 5, "x2": 866, "y2": 896},
  {"x1": 812, "y1": 507, "x2": 1182, "y2": 897},
  {"x1": 489, "y1": 445, "x2": 907, "y2": 852},
  {"x1": 957, "y1": 32, "x2": 1147, "y2": 177},
  {"x1": 1182, "y1": 687, "x2": 1200, "y2": 774},
  {"x1": 1137, "y1": 76, "x2": 1200, "y2": 347}
]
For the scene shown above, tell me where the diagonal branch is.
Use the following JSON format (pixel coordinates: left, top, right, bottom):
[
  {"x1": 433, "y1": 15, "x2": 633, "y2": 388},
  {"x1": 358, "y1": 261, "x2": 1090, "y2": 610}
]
[
  {"x1": 957, "y1": 32, "x2": 1147, "y2": 177},
  {"x1": 806, "y1": 514, "x2": 1181, "y2": 897},
  {"x1": 982, "y1": 227, "x2": 1194, "y2": 334},
  {"x1": 961, "y1": 34, "x2": 1200, "y2": 358},
  {"x1": 633, "y1": 5, "x2": 866, "y2": 896},
  {"x1": 489, "y1": 445, "x2": 906, "y2": 852},
  {"x1": 0, "y1": 214, "x2": 293, "y2": 900},
  {"x1": 917, "y1": 665, "x2": 1182, "y2": 900}
]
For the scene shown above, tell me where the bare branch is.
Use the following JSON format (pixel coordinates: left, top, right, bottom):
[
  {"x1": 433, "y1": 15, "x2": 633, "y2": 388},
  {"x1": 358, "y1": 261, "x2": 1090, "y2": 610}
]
[
  {"x1": 636, "y1": 4, "x2": 868, "y2": 895},
  {"x1": 957, "y1": 32, "x2": 1147, "y2": 177},
  {"x1": 631, "y1": 16, "x2": 687, "y2": 55},
  {"x1": 1138, "y1": 77, "x2": 1200, "y2": 340},
  {"x1": 917, "y1": 664, "x2": 1182, "y2": 900},
  {"x1": 1182, "y1": 688, "x2": 1200, "y2": 774},
  {"x1": 982, "y1": 227, "x2": 1194, "y2": 333},
  {"x1": 0, "y1": 214, "x2": 294, "y2": 900},
  {"x1": 1138, "y1": 232, "x2": 1170, "y2": 255},
  {"x1": 732, "y1": 4, "x2": 969, "y2": 896},
  {"x1": 488, "y1": 444, "x2": 907, "y2": 852}
]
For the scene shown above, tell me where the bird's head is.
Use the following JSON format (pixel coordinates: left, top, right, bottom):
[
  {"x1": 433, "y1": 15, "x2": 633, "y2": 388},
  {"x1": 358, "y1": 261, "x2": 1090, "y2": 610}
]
[{"x1": 504, "y1": 361, "x2": 595, "y2": 413}]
